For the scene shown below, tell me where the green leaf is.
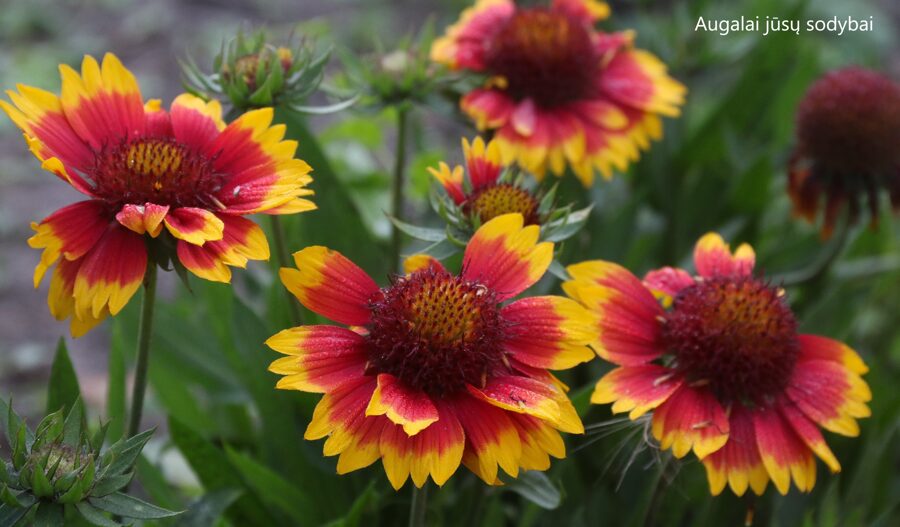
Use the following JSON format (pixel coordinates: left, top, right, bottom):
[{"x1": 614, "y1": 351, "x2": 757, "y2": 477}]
[
  {"x1": 0, "y1": 484, "x2": 25, "y2": 507},
  {"x1": 100, "y1": 429, "x2": 154, "y2": 479},
  {"x1": 225, "y1": 447, "x2": 318, "y2": 524},
  {"x1": 502, "y1": 471, "x2": 561, "y2": 510},
  {"x1": 46, "y1": 338, "x2": 83, "y2": 417},
  {"x1": 62, "y1": 400, "x2": 84, "y2": 448},
  {"x1": 2, "y1": 399, "x2": 34, "y2": 452},
  {"x1": 88, "y1": 493, "x2": 180, "y2": 520},
  {"x1": 32, "y1": 501, "x2": 64, "y2": 526},
  {"x1": 74, "y1": 502, "x2": 122, "y2": 527},
  {"x1": 173, "y1": 489, "x2": 242, "y2": 527},
  {"x1": 90, "y1": 473, "x2": 132, "y2": 497},
  {"x1": 0, "y1": 502, "x2": 33, "y2": 526},
  {"x1": 30, "y1": 464, "x2": 54, "y2": 499},
  {"x1": 323, "y1": 481, "x2": 376, "y2": 527},
  {"x1": 389, "y1": 216, "x2": 447, "y2": 242}
]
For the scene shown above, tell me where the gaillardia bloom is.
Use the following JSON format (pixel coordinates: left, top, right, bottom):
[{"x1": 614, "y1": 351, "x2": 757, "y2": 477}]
[
  {"x1": 564, "y1": 233, "x2": 870, "y2": 496},
  {"x1": 431, "y1": 0, "x2": 685, "y2": 186},
  {"x1": 267, "y1": 214, "x2": 595, "y2": 489},
  {"x1": 431, "y1": 136, "x2": 542, "y2": 225},
  {"x1": 788, "y1": 67, "x2": 900, "y2": 237},
  {"x1": 1, "y1": 54, "x2": 314, "y2": 336}
]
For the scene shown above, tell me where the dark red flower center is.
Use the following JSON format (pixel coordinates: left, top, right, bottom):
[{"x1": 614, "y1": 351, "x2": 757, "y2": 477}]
[
  {"x1": 661, "y1": 276, "x2": 799, "y2": 406},
  {"x1": 797, "y1": 67, "x2": 900, "y2": 174},
  {"x1": 366, "y1": 267, "x2": 507, "y2": 397},
  {"x1": 90, "y1": 137, "x2": 225, "y2": 209},
  {"x1": 465, "y1": 183, "x2": 540, "y2": 225},
  {"x1": 484, "y1": 8, "x2": 597, "y2": 107}
]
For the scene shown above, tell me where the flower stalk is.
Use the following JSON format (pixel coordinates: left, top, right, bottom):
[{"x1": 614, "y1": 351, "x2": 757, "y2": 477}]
[
  {"x1": 390, "y1": 106, "x2": 410, "y2": 271},
  {"x1": 126, "y1": 263, "x2": 158, "y2": 440}
]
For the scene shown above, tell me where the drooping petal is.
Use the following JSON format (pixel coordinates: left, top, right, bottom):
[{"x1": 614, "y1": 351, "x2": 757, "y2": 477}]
[
  {"x1": 462, "y1": 213, "x2": 553, "y2": 301},
  {"x1": 379, "y1": 402, "x2": 465, "y2": 489},
  {"x1": 753, "y1": 405, "x2": 817, "y2": 494},
  {"x1": 701, "y1": 405, "x2": 769, "y2": 497},
  {"x1": 428, "y1": 162, "x2": 466, "y2": 204},
  {"x1": 366, "y1": 374, "x2": 439, "y2": 436},
  {"x1": 500, "y1": 296, "x2": 596, "y2": 370},
  {"x1": 72, "y1": 225, "x2": 147, "y2": 319},
  {"x1": 402, "y1": 254, "x2": 448, "y2": 275},
  {"x1": 163, "y1": 207, "x2": 225, "y2": 246},
  {"x1": 592, "y1": 365, "x2": 682, "y2": 420},
  {"x1": 115, "y1": 203, "x2": 169, "y2": 237},
  {"x1": 642, "y1": 266, "x2": 694, "y2": 308},
  {"x1": 693, "y1": 232, "x2": 756, "y2": 278},
  {"x1": 306, "y1": 376, "x2": 378, "y2": 442},
  {"x1": 468, "y1": 375, "x2": 582, "y2": 433},
  {"x1": 564, "y1": 260, "x2": 665, "y2": 365},
  {"x1": 267, "y1": 325, "x2": 369, "y2": 393},
  {"x1": 453, "y1": 395, "x2": 523, "y2": 484},
  {"x1": 651, "y1": 385, "x2": 729, "y2": 460},
  {"x1": 279, "y1": 246, "x2": 380, "y2": 326},
  {"x1": 58, "y1": 53, "x2": 145, "y2": 149},
  {"x1": 778, "y1": 400, "x2": 841, "y2": 474},
  {"x1": 785, "y1": 358, "x2": 871, "y2": 437},
  {"x1": 430, "y1": 0, "x2": 515, "y2": 70},
  {"x1": 28, "y1": 200, "x2": 112, "y2": 286},
  {"x1": 462, "y1": 136, "x2": 503, "y2": 189},
  {"x1": 169, "y1": 93, "x2": 225, "y2": 151},
  {"x1": 176, "y1": 214, "x2": 270, "y2": 283},
  {"x1": 509, "y1": 413, "x2": 566, "y2": 472},
  {"x1": 47, "y1": 257, "x2": 107, "y2": 338}
]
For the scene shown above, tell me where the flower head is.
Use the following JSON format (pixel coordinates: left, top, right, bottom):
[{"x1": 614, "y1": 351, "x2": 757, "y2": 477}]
[
  {"x1": 564, "y1": 233, "x2": 871, "y2": 496},
  {"x1": 267, "y1": 214, "x2": 596, "y2": 489},
  {"x1": 788, "y1": 67, "x2": 900, "y2": 237},
  {"x1": 424, "y1": 136, "x2": 591, "y2": 247},
  {"x1": 1, "y1": 53, "x2": 314, "y2": 336},
  {"x1": 432, "y1": 0, "x2": 685, "y2": 186}
]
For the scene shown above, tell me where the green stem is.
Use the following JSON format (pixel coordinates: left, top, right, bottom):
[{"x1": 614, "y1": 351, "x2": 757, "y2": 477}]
[
  {"x1": 408, "y1": 484, "x2": 428, "y2": 527},
  {"x1": 641, "y1": 455, "x2": 672, "y2": 527},
  {"x1": 270, "y1": 215, "x2": 304, "y2": 326},
  {"x1": 390, "y1": 106, "x2": 410, "y2": 272},
  {"x1": 126, "y1": 263, "x2": 158, "y2": 439}
]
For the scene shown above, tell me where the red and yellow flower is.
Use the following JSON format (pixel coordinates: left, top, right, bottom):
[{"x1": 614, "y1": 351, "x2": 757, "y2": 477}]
[
  {"x1": 432, "y1": 0, "x2": 685, "y2": 186},
  {"x1": 564, "y1": 233, "x2": 870, "y2": 496},
  {"x1": 788, "y1": 67, "x2": 900, "y2": 237},
  {"x1": 267, "y1": 213, "x2": 595, "y2": 489},
  {"x1": 431, "y1": 136, "x2": 541, "y2": 225},
  {"x1": 1, "y1": 53, "x2": 314, "y2": 336}
]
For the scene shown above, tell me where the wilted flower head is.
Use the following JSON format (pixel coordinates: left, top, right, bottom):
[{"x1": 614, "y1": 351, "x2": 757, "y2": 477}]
[
  {"x1": 183, "y1": 30, "x2": 335, "y2": 112},
  {"x1": 788, "y1": 66, "x2": 900, "y2": 237},
  {"x1": 267, "y1": 214, "x2": 596, "y2": 489},
  {"x1": 565, "y1": 234, "x2": 870, "y2": 496},
  {"x1": 0, "y1": 400, "x2": 176, "y2": 525},
  {"x1": 432, "y1": 0, "x2": 685, "y2": 186},
  {"x1": 1, "y1": 53, "x2": 314, "y2": 336}
]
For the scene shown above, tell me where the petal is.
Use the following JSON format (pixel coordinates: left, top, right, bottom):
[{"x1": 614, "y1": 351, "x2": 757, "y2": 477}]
[
  {"x1": 702, "y1": 405, "x2": 769, "y2": 496},
  {"x1": 115, "y1": 203, "x2": 169, "y2": 237},
  {"x1": 501, "y1": 296, "x2": 596, "y2": 370},
  {"x1": 267, "y1": 325, "x2": 369, "y2": 393},
  {"x1": 509, "y1": 414, "x2": 566, "y2": 472},
  {"x1": 642, "y1": 266, "x2": 694, "y2": 308},
  {"x1": 379, "y1": 402, "x2": 465, "y2": 489},
  {"x1": 598, "y1": 49, "x2": 686, "y2": 117},
  {"x1": 564, "y1": 260, "x2": 665, "y2": 365},
  {"x1": 462, "y1": 213, "x2": 553, "y2": 301},
  {"x1": 551, "y1": 0, "x2": 610, "y2": 22},
  {"x1": 510, "y1": 99, "x2": 537, "y2": 137},
  {"x1": 785, "y1": 359, "x2": 871, "y2": 437},
  {"x1": 402, "y1": 254, "x2": 447, "y2": 275},
  {"x1": 47, "y1": 257, "x2": 107, "y2": 338},
  {"x1": 460, "y1": 88, "x2": 516, "y2": 130},
  {"x1": 59, "y1": 53, "x2": 145, "y2": 149},
  {"x1": 462, "y1": 136, "x2": 503, "y2": 190},
  {"x1": 468, "y1": 375, "x2": 582, "y2": 433},
  {"x1": 176, "y1": 214, "x2": 270, "y2": 283},
  {"x1": 651, "y1": 385, "x2": 729, "y2": 460},
  {"x1": 693, "y1": 232, "x2": 756, "y2": 278},
  {"x1": 779, "y1": 400, "x2": 840, "y2": 474},
  {"x1": 280, "y1": 246, "x2": 379, "y2": 326},
  {"x1": 592, "y1": 365, "x2": 683, "y2": 420},
  {"x1": 430, "y1": 0, "x2": 515, "y2": 70},
  {"x1": 305, "y1": 376, "x2": 378, "y2": 442},
  {"x1": 453, "y1": 395, "x2": 522, "y2": 484},
  {"x1": 170, "y1": 93, "x2": 224, "y2": 151},
  {"x1": 428, "y1": 162, "x2": 466, "y2": 204},
  {"x1": 753, "y1": 405, "x2": 817, "y2": 494},
  {"x1": 73, "y1": 225, "x2": 147, "y2": 319},
  {"x1": 796, "y1": 334, "x2": 868, "y2": 375},
  {"x1": 164, "y1": 207, "x2": 225, "y2": 246},
  {"x1": 366, "y1": 374, "x2": 439, "y2": 436},
  {"x1": 28, "y1": 200, "x2": 112, "y2": 287}
]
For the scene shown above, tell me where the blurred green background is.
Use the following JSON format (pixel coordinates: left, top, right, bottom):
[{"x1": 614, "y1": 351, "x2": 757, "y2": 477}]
[{"x1": 1, "y1": 0, "x2": 898, "y2": 525}]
